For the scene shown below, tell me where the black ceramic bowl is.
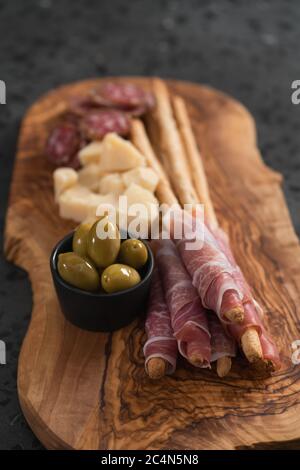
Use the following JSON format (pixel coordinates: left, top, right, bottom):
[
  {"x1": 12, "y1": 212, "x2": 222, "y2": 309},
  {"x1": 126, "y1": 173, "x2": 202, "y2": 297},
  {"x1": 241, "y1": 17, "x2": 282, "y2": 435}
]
[{"x1": 50, "y1": 232, "x2": 154, "y2": 332}]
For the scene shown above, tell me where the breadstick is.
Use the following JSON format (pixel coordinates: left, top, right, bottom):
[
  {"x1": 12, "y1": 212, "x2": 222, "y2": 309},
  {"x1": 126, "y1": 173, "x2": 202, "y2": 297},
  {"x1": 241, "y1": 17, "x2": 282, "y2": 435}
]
[
  {"x1": 172, "y1": 96, "x2": 218, "y2": 230},
  {"x1": 173, "y1": 95, "x2": 266, "y2": 368},
  {"x1": 148, "y1": 80, "x2": 237, "y2": 376},
  {"x1": 241, "y1": 328, "x2": 263, "y2": 364},
  {"x1": 146, "y1": 357, "x2": 167, "y2": 380},
  {"x1": 130, "y1": 119, "x2": 179, "y2": 207},
  {"x1": 151, "y1": 79, "x2": 244, "y2": 325},
  {"x1": 150, "y1": 78, "x2": 198, "y2": 206},
  {"x1": 131, "y1": 113, "x2": 232, "y2": 378},
  {"x1": 130, "y1": 121, "x2": 176, "y2": 379},
  {"x1": 216, "y1": 356, "x2": 232, "y2": 378}
]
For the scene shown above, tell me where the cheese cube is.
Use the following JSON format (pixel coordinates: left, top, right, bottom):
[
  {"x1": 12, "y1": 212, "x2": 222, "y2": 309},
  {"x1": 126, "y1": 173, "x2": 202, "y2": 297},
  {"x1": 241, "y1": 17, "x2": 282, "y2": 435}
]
[
  {"x1": 124, "y1": 183, "x2": 158, "y2": 207},
  {"x1": 98, "y1": 173, "x2": 125, "y2": 196},
  {"x1": 99, "y1": 133, "x2": 146, "y2": 173},
  {"x1": 79, "y1": 141, "x2": 103, "y2": 166},
  {"x1": 122, "y1": 167, "x2": 159, "y2": 193},
  {"x1": 53, "y1": 167, "x2": 78, "y2": 202},
  {"x1": 121, "y1": 183, "x2": 159, "y2": 237},
  {"x1": 58, "y1": 185, "x2": 116, "y2": 223},
  {"x1": 78, "y1": 164, "x2": 101, "y2": 191}
]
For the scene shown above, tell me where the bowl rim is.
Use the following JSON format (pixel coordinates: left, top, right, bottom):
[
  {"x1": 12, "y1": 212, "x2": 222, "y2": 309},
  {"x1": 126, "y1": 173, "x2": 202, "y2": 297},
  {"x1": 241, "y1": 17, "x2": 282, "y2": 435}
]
[{"x1": 50, "y1": 231, "x2": 154, "y2": 298}]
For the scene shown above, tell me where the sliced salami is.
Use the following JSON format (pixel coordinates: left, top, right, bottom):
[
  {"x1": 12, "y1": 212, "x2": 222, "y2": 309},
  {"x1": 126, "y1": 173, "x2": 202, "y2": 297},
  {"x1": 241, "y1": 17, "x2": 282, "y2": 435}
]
[
  {"x1": 80, "y1": 109, "x2": 130, "y2": 140},
  {"x1": 143, "y1": 266, "x2": 177, "y2": 375},
  {"x1": 46, "y1": 122, "x2": 80, "y2": 167},
  {"x1": 68, "y1": 96, "x2": 101, "y2": 117},
  {"x1": 91, "y1": 82, "x2": 155, "y2": 114}
]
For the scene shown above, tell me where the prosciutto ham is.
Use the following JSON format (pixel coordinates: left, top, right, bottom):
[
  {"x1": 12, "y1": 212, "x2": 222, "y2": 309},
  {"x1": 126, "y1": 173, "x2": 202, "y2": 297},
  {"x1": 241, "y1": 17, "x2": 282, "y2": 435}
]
[
  {"x1": 212, "y1": 225, "x2": 281, "y2": 370},
  {"x1": 169, "y1": 209, "x2": 280, "y2": 369},
  {"x1": 143, "y1": 266, "x2": 177, "y2": 374},
  {"x1": 208, "y1": 314, "x2": 236, "y2": 362},
  {"x1": 155, "y1": 239, "x2": 211, "y2": 367},
  {"x1": 170, "y1": 209, "x2": 245, "y2": 323}
]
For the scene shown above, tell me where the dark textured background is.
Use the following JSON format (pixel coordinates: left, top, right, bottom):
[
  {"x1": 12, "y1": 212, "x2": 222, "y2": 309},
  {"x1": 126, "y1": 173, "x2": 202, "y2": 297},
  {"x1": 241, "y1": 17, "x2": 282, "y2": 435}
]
[{"x1": 0, "y1": 0, "x2": 299, "y2": 450}]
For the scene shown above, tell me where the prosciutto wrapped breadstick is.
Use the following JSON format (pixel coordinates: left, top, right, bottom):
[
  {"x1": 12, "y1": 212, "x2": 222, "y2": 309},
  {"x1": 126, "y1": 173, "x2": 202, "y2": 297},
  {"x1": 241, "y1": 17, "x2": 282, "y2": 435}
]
[
  {"x1": 150, "y1": 78, "x2": 244, "y2": 325},
  {"x1": 131, "y1": 119, "x2": 235, "y2": 377},
  {"x1": 132, "y1": 118, "x2": 234, "y2": 377},
  {"x1": 155, "y1": 239, "x2": 211, "y2": 368},
  {"x1": 143, "y1": 266, "x2": 178, "y2": 379},
  {"x1": 208, "y1": 314, "x2": 236, "y2": 377},
  {"x1": 173, "y1": 94, "x2": 281, "y2": 371}
]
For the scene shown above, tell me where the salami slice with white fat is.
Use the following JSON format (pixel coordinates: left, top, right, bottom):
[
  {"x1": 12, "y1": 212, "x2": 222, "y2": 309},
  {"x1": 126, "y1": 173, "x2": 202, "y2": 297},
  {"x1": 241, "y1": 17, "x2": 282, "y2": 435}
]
[
  {"x1": 80, "y1": 109, "x2": 131, "y2": 140},
  {"x1": 68, "y1": 96, "x2": 101, "y2": 117},
  {"x1": 46, "y1": 122, "x2": 81, "y2": 167},
  {"x1": 91, "y1": 82, "x2": 155, "y2": 115},
  {"x1": 143, "y1": 267, "x2": 177, "y2": 375}
]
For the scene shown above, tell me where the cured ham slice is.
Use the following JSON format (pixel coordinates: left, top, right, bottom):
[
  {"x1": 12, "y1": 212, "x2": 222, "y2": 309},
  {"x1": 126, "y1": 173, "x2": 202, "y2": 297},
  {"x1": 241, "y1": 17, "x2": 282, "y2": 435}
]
[
  {"x1": 155, "y1": 239, "x2": 211, "y2": 368},
  {"x1": 170, "y1": 209, "x2": 245, "y2": 323},
  {"x1": 211, "y1": 225, "x2": 281, "y2": 369},
  {"x1": 208, "y1": 314, "x2": 236, "y2": 362},
  {"x1": 169, "y1": 90, "x2": 279, "y2": 372},
  {"x1": 143, "y1": 267, "x2": 177, "y2": 376}
]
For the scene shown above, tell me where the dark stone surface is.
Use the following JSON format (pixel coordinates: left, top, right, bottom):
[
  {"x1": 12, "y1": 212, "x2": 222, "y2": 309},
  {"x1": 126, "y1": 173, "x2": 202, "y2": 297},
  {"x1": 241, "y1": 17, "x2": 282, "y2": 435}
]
[{"x1": 0, "y1": 0, "x2": 299, "y2": 450}]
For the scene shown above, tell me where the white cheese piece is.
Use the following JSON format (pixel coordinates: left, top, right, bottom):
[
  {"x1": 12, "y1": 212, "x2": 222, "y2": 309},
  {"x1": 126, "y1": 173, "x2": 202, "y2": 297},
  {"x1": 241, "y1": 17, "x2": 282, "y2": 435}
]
[
  {"x1": 120, "y1": 183, "x2": 159, "y2": 237},
  {"x1": 78, "y1": 164, "x2": 101, "y2": 191},
  {"x1": 98, "y1": 173, "x2": 125, "y2": 196},
  {"x1": 124, "y1": 183, "x2": 159, "y2": 206},
  {"x1": 99, "y1": 133, "x2": 146, "y2": 173},
  {"x1": 79, "y1": 141, "x2": 103, "y2": 166},
  {"x1": 58, "y1": 185, "x2": 116, "y2": 223},
  {"x1": 53, "y1": 167, "x2": 78, "y2": 202},
  {"x1": 122, "y1": 167, "x2": 159, "y2": 193},
  {"x1": 58, "y1": 185, "x2": 91, "y2": 222},
  {"x1": 85, "y1": 193, "x2": 118, "y2": 222}
]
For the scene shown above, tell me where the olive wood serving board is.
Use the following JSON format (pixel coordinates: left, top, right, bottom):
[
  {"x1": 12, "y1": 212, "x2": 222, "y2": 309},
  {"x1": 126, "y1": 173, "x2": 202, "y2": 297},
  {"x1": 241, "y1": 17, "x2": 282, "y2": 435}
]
[{"x1": 4, "y1": 78, "x2": 300, "y2": 450}]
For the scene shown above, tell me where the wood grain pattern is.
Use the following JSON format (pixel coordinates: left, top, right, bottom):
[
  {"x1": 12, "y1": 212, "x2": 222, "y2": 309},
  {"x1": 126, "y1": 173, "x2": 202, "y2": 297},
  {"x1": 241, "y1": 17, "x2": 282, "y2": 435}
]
[{"x1": 4, "y1": 77, "x2": 300, "y2": 450}]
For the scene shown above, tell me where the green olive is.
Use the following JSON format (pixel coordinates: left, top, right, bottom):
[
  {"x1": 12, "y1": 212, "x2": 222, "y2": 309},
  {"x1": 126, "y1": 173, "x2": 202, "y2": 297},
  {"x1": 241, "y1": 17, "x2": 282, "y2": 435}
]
[
  {"x1": 58, "y1": 252, "x2": 100, "y2": 292},
  {"x1": 87, "y1": 218, "x2": 121, "y2": 268},
  {"x1": 101, "y1": 264, "x2": 141, "y2": 293},
  {"x1": 119, "y1": 239, "x2": 148, "y2": 269},
  {"x1": 72, "y1": 221, "x2": 94, "y2": 258}
]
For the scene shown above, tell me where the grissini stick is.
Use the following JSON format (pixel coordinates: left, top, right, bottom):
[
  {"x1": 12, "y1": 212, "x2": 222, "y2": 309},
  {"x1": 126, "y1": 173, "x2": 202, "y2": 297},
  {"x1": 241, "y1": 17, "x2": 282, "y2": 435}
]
[
  {"x1": 146, "y1": 358, "x2": 167, "y2": 379},
  {"x1": 132, "y1": 105, "x2": 233, "y2": 378},
  {"x1": 150, "y1": 79, "x2": 244, "y2": 325},
  {"x1": 216, "y1": 356, "x2": 232, "y2": 378},
  {"x1": 172, "y1": 94, "x2": 270, "y2": 370},
  {"x1": 130, "y1": 119, "x2": 179, "y2": 207},
  {"x1": 131, "y1": 120, "x2": 219, "y2": 376},
  {"x1": 130, "y1": 120, "x2": 177, "y2": 379},
  {"x1": 143, "y1": 266, "x2": 178, "y2": 380},
  {"x1": 172, "y1": 96, "x2": 218, "y2": 230},
  {"x1": 131, "y1": 117, "x2": 236, "y2": 377},
  {"x1": 150, "y1": 78, "x2": 198, "y2": 206}
]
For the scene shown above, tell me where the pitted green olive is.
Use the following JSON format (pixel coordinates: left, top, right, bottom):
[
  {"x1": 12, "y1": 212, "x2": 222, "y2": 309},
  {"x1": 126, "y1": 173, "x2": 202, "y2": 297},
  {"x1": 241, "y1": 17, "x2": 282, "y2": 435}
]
[
  {"x1": 87, "y1": 218, "x2": 120, "y2": 268},
  {"x1": 58, "y1": 252, "x2": 100, "y2": 292},
  {"x1": 119, "y1": 239, "x2": 148, "y2": 269},
  {"x1": 101, "y1": 264, "x2": 141, "y2": 293},
  {"x1": 72, "y1": 221, "x2": 94, "y2": 258}
]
